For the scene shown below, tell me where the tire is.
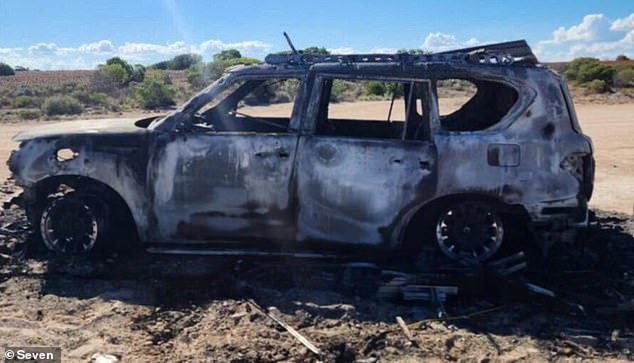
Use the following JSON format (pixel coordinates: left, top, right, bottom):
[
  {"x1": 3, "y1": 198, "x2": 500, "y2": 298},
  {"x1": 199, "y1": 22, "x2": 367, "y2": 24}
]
[
  {"x1": 32, "y1": 192, "x2": 109, "y2": 255},
  {"x1": 431, "y1": 200, "x2": 505, "y2": 266}
]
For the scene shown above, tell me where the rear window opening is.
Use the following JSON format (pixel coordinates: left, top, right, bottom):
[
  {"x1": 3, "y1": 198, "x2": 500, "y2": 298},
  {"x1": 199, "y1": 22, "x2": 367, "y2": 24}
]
[{"x1": 437, "y1": 78, "x2": 518, "y2": 131}]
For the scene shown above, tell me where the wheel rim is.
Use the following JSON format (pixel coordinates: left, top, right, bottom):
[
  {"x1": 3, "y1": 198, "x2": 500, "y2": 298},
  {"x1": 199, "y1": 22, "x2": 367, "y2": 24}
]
[
  {"x1": 435, "y1": 201, "x2": 503, "y2": 264},
  {"x1": 40, "y1": 199, "x2": 99, "y2": 254}
]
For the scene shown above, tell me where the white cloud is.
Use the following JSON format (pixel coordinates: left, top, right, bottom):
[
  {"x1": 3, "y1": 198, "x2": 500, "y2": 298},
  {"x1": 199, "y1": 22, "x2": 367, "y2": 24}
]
[
  {"x1": 422, "y1": 33, "x2": 481, "y2": 52},
  {"x1": 327, "y1": 47, "x2": 355, "y2": 54},
  {"x1": 536, "y1": 13, "x2": 634, "y2": 61},
  {"x1": 0, "y1": 38, "x2": 272, "y2": 70},
  {"x1": 611, "y1": 14, "x2": 634, "y2": 31},
  {"x1": 28, "y1": 42, "x2": 61, "y2": 55},
  {"x1": 78, "y1": 40, "x2": 115, "y2": 54},
  {"x1": 197, "y1": 40, "x2": 271, "y2": 54},
  {"x1": 371, "y1": 48, "x2": 398, "y2": 54}
]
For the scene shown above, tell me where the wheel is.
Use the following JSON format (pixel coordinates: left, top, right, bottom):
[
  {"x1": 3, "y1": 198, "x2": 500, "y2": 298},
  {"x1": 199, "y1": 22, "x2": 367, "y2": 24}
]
[
  {"x1": 434, "y1": 201, "x2": 504, "y2": 265},
  {"x1": 37, "y1": 192, "x2": 107, "y2": 255}
]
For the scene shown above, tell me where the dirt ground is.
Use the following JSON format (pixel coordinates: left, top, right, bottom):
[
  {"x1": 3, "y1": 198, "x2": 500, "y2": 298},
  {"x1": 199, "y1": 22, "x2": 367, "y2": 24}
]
[{"x1": 0, "y1": 100, "x2": 632, "y2": 362}]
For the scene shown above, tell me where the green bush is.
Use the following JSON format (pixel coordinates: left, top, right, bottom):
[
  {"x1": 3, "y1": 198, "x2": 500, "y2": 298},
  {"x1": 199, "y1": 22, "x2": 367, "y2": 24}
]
[
  {"x1": 130, "y1": 64, "x2": 146, "y2": 83},
  {"x1": 41, "y1": 96, "x2": 83, "y2": 116},
  {"x1": 0, "y1": 62, "x2": 14, "y2": 76},
  {"x1": 615, "y1": 68, "x2": 634, "y2": 87},
  {"x1": 91, "y1": 57, "x2": 145, "y2": 92},
  {"x1": 365, "y1": 81, "x2": 386, "y2": 96},
  {"x1": 152, "y1": 54, "x2": 202, "y2": 70},
  {"x1": 135, "y1": 72, "x2": 176, "y2": 109},
  {"x1": 564, "y1": 57, "x2": 616, "y2": 85},
  {"x1": 213, "y1": 49, "x2": 242, "y2": 62},
  {"x1": 18, "y1": 109, "x2": 40, "y2": 120},
  {"x1": 585, "y1": 79, "x2": 608, "y2": 94},
  {"x1": 13, "y1": 96, "x2": 40, "y2": 108}
]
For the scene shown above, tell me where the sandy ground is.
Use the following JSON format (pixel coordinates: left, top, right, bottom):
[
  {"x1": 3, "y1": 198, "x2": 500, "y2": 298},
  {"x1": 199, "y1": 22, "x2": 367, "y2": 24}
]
[{"x1": 0, "y1": 101, "x2": 631, "y2": 214}]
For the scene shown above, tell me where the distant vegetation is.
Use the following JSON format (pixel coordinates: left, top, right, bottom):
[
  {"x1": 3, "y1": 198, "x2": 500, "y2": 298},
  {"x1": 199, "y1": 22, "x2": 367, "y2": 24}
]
[
  {"x1": 0, "y1": 62, "x2": 14, "y2": 76},
  {"x1": 150, "y1": 53, "x2": 202, "y2": 71},
  {"x1": 1, "y1": 50, "x2": 632, "y2": 121},
  {"x1": 563, "y1": 56, "x2": 634, "y2": 93}
]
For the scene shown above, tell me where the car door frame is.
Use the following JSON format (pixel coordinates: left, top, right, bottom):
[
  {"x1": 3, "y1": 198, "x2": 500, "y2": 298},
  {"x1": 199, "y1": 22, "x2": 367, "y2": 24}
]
[
  {"x1": 148, "y1": 71, "x2": 309, "y2": 243},
  {"x1": 295, "y1": 70, "x2": 439, "y2": 248}
]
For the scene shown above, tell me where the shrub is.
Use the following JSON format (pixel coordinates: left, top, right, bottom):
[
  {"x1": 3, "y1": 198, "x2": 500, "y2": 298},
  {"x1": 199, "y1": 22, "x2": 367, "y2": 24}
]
[
  {"x1": 585, "y1": 79, "x2": 608, "y2": 94},
  {"x1": 170, "y1": 54, "x2": 203, "y2": 70},
  {"x1": 564, "y1": 57, "x2": 616, "y2": 85},
  {"x1": 71, "y1": 90, "x2": 109, "y2": 107},
  {"x1": 41, "y1": 96, "x2": 83, "y2": 116},
  {"x1": 365, "y1": 81, "x2": 387, "y2": 96},
  {"x1": 615, "y1": 68, "x2": 634, "y2": 87},
  {"x1": 213, "y1": 49, "x2": 242, "y2": 62},
  {"x1": 13, "y1": 96, "x2": 40, "y2": 108},
  {"x1": 0, "y1": 62, "x2": 15, "y2": 76},
  {"x1": 18, "y1": 109, "x2": 40, "y2": 120},
  {"x1": 135, "y1": 72, "x2": 176, "y2": 109},
  {"x1": 91, "y1": 63, "x2": 129, "y2": 92}
]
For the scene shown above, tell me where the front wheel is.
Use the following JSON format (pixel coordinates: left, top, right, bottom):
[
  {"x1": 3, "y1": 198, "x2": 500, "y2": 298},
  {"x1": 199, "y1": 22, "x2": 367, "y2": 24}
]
[
  {"x1": 37, "y1": 193, "x2": 107, "y2": 255},
  {"x1": 434, "y1": 201, "x2": 504, "y2": 265}
]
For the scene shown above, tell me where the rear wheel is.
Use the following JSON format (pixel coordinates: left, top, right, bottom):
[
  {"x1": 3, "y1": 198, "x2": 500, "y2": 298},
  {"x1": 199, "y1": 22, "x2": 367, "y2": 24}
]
[
  {"x1": 36, "y1": 192, "x2": 107, "y2": 255},
  {"x1": 434, "y1": 201, "x2": 504, "y2": 266}
]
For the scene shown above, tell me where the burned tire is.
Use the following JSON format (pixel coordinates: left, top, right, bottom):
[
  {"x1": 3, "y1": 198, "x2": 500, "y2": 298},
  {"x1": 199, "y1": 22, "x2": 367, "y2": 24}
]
[
  {"x1": 35, "y1": 192, "x2": 108, "y2": 255},
  {"x1": 433, "y1": 201, "x2": 504, "y2": 266}
]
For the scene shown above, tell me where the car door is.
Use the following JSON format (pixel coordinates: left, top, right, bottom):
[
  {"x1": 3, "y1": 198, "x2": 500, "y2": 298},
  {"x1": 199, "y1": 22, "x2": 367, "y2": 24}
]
[
  {"x1": 151, "y1": 76, "x2": 303, "y2": 242},
  {"x1": 295, "y1": 75, "x2": 438, "y2": 246}
]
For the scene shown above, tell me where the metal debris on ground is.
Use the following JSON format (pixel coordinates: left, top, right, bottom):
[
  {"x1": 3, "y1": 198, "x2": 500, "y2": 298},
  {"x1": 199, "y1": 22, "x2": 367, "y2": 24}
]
[
  {"x1": 246, "y1": 299, "x2": 322, "y2": 356},
  {"x1": 395, "y1": 316, "x2": 418, "y2": 347}
]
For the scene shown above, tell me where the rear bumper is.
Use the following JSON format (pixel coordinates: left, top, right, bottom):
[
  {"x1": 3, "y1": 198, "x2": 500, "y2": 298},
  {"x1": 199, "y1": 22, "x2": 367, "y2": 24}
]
[{"x1": 526, "y1": 196, "x2": 589, "y2": 253}]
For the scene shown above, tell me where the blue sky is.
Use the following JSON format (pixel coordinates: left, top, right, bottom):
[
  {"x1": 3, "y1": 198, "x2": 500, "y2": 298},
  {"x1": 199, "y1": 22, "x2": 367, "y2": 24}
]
[{"x1": 1, "y1": 0, "x2": 633, "y2": 69}]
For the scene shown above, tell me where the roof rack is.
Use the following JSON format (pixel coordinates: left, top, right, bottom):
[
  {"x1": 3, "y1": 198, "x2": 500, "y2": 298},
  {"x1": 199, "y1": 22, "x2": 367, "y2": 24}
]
[{"x1": 265, "y1": 40, "x2": 538, "y2": 67}]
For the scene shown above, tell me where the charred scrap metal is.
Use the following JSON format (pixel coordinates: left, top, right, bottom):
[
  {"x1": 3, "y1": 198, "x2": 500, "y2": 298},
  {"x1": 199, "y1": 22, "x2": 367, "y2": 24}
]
[{"x1": 5, "y1": 40, "x2": 595, "y2": 273}]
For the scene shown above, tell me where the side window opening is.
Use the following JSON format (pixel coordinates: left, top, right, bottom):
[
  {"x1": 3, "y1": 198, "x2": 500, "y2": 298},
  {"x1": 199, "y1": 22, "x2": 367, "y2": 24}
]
[
  {"x1": 437, "y1": 78, "x2": 518, "y2": 132},
  {"x1": 194, "y1": 77, "x2": 300, "y2": 133},
  {"x1": 315, "y1": 78, "x2": 430, "y2": 140}
]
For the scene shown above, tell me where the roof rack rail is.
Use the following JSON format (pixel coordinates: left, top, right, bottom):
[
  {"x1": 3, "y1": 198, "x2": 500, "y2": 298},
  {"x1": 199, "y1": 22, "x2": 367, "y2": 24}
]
[{"x1": 265, "y1": 40, "x2": 538, "y2": 67}]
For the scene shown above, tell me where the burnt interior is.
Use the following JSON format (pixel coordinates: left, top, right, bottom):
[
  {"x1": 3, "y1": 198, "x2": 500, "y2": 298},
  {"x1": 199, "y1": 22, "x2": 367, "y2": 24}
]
[
  {"x1": 316, "y1": 79, "x2": 429, "y2": 140},
  {"x1": 439, "y1": 79, "x2": 518, "y2": 132},
  {"x1": 196, "y1": 79, "x2": 295, "y2": 133}
]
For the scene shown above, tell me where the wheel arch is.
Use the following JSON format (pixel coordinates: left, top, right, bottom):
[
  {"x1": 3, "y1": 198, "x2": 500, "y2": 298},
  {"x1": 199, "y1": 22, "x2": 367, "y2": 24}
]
[
  {"x1": 26, "y1": 174, "x2": 140, "y2": 241},
  {"x1": 397, "y1": 192, "x2": 530, "y2": 250}
]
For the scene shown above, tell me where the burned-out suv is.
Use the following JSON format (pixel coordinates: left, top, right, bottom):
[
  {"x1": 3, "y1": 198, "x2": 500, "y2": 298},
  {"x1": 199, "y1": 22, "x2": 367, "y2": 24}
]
[{"x1": 7, "y1": 40, "x2": 594, "y2": 265}]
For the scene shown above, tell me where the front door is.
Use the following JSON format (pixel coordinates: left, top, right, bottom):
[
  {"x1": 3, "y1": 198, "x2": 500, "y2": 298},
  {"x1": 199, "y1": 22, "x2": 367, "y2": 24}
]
[
  {"x1": 296, "y1": 76, "x2": 437, "y2": 246},
  {"x1": 151, "y1": 76, "x2": 303, "y2": 242}
]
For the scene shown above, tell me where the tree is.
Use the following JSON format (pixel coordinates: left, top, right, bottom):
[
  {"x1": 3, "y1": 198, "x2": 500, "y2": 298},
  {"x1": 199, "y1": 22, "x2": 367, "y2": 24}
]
[
  {"x1": 303, "y1": 47, "x2": 329, "y2": 54},
  {"x1": 170, "y1": 53, "x2": 203, "y2": 70},
  {"x1": 0, "y1": 62, "x2": 15, "y2": 76},
  {"x1": 213, "y1": 49, "x2": 242, "y2": 62},
  {"x1": 563, "y1": 57, "x2": 616, "y2": 85},
  {"x1": 151, "y1": 54, "x2": 203, "y2": 70},
  {"x1": 135, "y1": 72, "x2": 176, "y2": 109},
  {"x1": 105, "y1": 57, "x2": 134, "y2": 79},
  {"x1": 616, "y1": 54, "x2": 630, "y2": 61},
  {"x1": 365, "y1": 81, "x2": 387, "y2": 96}
]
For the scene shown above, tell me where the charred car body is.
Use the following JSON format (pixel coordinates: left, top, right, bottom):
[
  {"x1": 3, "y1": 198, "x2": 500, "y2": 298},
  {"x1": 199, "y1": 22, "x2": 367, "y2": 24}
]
[{"x1": 7, "y1": 40, "x2": 594, "y2": 265}]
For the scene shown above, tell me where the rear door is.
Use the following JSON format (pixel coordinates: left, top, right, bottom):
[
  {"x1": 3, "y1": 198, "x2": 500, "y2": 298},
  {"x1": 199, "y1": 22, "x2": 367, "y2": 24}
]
[{"x1": 295, "y1": 74, "x2": 438, "y2": 246}]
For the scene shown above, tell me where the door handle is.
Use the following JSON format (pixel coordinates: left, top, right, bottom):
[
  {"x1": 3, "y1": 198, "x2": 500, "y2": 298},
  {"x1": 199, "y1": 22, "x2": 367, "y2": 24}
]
[{"x1": 254, "y1": 149, "x2": 290, "y2": 158}]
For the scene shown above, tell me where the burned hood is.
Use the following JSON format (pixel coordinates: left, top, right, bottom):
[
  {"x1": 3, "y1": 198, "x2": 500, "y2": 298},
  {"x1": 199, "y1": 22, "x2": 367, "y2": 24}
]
[{"x1": 13, "y1": 117, "x2": 150, "y2": 142}]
